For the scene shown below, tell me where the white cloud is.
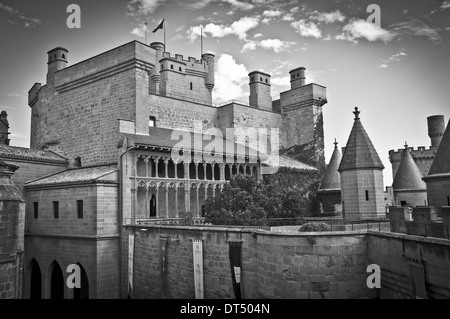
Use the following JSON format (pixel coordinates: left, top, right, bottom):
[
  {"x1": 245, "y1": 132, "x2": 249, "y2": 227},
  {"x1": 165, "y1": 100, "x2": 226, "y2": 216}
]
[
  {"x1": 310, "y1": 10, "x2": 345, "y2": 24},
  {"x1": 213, "y1": 54, "x2": 249, "y2": 103},
  {"x1": 0, "y1": 2, "x2": 42, "y2": 27},
  {"x1": 127, "y1": 0, "x2": 162, "y2": 15},
  {"x1": 259, "y1": 39, "x2": 295, "y2": 53},
  {"x1": 240, "y1": 41, "x2": 257, "y2": 52},
  {"x1": 263, "y1": 10, "x2": 282, "y2": 17},
  {"x1": 336, "y1": 19, "x2": 397, "y2": 43},
  {"x1": 186, "y1": 0, "x2": 254, "y2": 11},
  {"x1": 253, "y1": 33, "x2": 263, "y2": 38},
  {"x1": 282, "y1": 14, "x2": 294, "y2": 22},
  {"x1": 378, "y1": 49, "x2": 408, "y2": 68},
  {"x1": 390, "y1": 17, "x2": 442, "y2": 45},
  {"x1": 291, "y1": 20, "x2": 322, "y2": 38},
  {"x1": 431, "y1": 1, "x2": 450, "y2": 13},
  {"x1": 131, "y1": 24, "x2": 146, "y2": 38},
  {"x1": 290, "y1": 7, "x2": 299, "y2": 13},
  {"x1": 187, "y1": 16, "x2": 259, "y2": 41},
  {"x1": 271, "y1": 76, "x2": 290, "y2": 86}
]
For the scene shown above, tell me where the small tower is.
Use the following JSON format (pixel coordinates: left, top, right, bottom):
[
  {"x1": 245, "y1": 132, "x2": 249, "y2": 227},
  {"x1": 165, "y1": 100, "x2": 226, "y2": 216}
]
[
  {"x1": 423, "y1": 118, "x2": 450, "y2": 207},
  {"x1": 317, "y1": 139, "x2": 342, "y2": 214},
  {"x1": 149, "y1": 42, "x2": 165, "y2": 94},
  {"x1": 248, "y1": 71, "x2": 272, "y2": 111},
  {"x1": 289, "y1": 67, "x2": 306, "y2": 89},
  {"x1": 338, "y1": 107, "x2": 385, "y2": 220},
  {"x1": 392, "y1": 143, "x2": 427, "y2": 206},
  {"x1": 46, "y1": 47, "x2": 68, "y2": 85},
  {"x1": 427, "y1": 115, "x2": 446, "y2": 149},
  {"x1": 0, "y1": 111, "x2": 10, "y2": 145},
  {"x1": 202, "y1": 53, "x2": 215, "y2": 92}
]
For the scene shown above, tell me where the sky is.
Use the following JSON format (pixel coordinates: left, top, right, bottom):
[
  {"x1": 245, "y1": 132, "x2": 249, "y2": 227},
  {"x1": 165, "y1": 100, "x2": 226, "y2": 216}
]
[{"x1": 0, "y1": 0, "x2": 449, "y2": 186}]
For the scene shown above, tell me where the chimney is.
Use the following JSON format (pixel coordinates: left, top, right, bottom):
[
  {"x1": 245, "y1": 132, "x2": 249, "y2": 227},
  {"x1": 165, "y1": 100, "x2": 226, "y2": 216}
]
[
  {"x1": 289, "y1": 67, "x2": 306, "y2": 89},
  {"x1": 47, "y1": 47, "x2": 68, "y2": 85},
  {"x1": 0, "y1": 111, "x2": 10, "y2": 145},
  {"x1": 202, "y1": 53, "x2": 215, "y2": 92},
  {"x1": 427, "y1": 115, "x2": 445, "y2": 148},
  {"x1": 248, "y1": 71, "x2": 272, "y2": 111}
]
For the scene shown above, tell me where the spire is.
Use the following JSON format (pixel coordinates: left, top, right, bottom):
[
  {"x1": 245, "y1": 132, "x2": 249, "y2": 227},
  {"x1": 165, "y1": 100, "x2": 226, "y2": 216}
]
[
  {"x1": 338, "y1": 107, "x2": 384, "y2": 171},
  {"x1": 427, "y1": 118, "x2": 450, "y2": 176},
  {"x1": 319, "y1": 139, "x2": 342, "y2": 190},
  {"x1": 392, "y1": 146, "x2": 426, "y2": 191}
]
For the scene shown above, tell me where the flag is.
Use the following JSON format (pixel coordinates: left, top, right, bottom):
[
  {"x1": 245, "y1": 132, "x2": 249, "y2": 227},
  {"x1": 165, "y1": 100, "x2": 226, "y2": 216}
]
[{"x1": 152, "y1": 19, "x2": 164, "y2": 33}]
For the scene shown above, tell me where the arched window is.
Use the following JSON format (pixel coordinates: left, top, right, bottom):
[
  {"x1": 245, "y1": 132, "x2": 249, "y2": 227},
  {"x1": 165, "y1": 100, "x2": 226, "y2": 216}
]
[
  {"x1": 179, "y1": 67, "x2": 182, "y2": 72},
  {"x1": 260, "y1": 77, "x2": 262, "y2": 81},
  {"x1": 265, "y1": 79, "x2": 268, "y2": 83},
  {"x1": 161, "y1": 64, "x2": 163, "y2": 69},
  {"x1": 190, "y1": 82, "x2": 193, "y2": 90},
  {"x1": 170, "y1": 64, "x2": 173, "y2": 70},
  {"x1": 53, "y1": 54, "x2": 56, "y2": 60},
  {"x1": 73, "y1": 263, "x2": 89, "y2": 299},
  {"x1": 251, "y1": 77, "x2": 254, "y2": 82},
  {"x1": 62, "y1": 54, "x2": 66, "y2": 60},
  {"x1": 30, "y1": 259, "x2": 42, "y2": 299},
  {"x1": 49, "y1": 261, "x2": 64, "y2": 299}
]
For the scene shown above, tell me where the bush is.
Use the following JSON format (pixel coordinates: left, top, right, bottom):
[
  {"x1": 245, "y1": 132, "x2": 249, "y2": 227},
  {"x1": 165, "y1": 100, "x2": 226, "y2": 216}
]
[{"x1": 298, "y1": 222, "x2": 330, "y2": 232}]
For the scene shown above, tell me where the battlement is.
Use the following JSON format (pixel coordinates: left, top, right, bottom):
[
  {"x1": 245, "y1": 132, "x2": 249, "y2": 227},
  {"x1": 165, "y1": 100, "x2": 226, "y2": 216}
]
[
  {"x1": 388, "y1": 146, "x2": 437, "y2": 158},
  {"x1": 161, "y1": 52, "x2": 208, "y2": 74}
]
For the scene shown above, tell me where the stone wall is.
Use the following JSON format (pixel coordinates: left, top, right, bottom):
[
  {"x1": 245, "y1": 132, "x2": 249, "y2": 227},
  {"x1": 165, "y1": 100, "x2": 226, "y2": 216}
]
[{"x1": 122, "y1": 225, "x2": 375, "y2": 299}]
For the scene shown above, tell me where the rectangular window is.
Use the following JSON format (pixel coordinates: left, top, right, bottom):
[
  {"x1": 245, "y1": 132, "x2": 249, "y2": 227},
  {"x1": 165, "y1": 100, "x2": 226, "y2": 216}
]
[
  {"x1": 77, "y1": 200, "x2": 83, "y2": 219},
  {"x1": 53, "y1": 201, "x2": 59, "y2": 219},
  {"x1": 149, "y1": 116, "x2": 156, "y2": 127},
  {"x1": 33, "y1": 202, "x2": 39, "y2": 219},
  {"x1": 365, "y1": 190, "x2": 369, "y2": 201},
  {"x1": 447, "y1": 196, "x2": 450, "y2": 206},
  {"x1": 190, "y1": 82, "x2": 193, "y2": 90}
]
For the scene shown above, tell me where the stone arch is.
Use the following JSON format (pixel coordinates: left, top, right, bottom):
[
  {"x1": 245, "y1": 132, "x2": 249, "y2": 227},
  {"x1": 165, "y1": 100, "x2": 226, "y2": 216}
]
[
  {"x1": 30, "y1": 258, "x2": 42, "y2": 299},
  {"x1": 73, "y1": 263, "x2": 89, "y2": 299},
  {"x1": 48, "y1": 260, "x2": 64, "y2": 299}
]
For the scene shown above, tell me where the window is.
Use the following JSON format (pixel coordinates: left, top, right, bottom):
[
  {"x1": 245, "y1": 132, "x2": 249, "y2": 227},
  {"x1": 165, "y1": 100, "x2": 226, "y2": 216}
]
[
  {"x1": 170, "y1": 64, "x2": 173, "y2": 70},
  {"x1": 179, "y1": 67, "x2": 182, "y2": 72},
  {"x1": 260, "y1": 77, "x2": 262, "y2": 81},
  {"x1": 365, "y1": 190, "x2": 369, "y2": 201},
  {"x1": 77, "y1": 200, "x2": 83, "y2": 219},
  {"x1": 62, "y1": 54, "x2": 66, "y2": 59},
  {"x1": 447, "y1": 196, "x2": 450, "y2": 206},
  {"x1": 265, "y1": 79, "x2": 268, "y2": 83},
  {"x1": 149, "y1": 116, "x2": 156, "y2": 127},
  {"x1": 190, "y1": 82, "x2": 193, "y2": 90},
  {"x1": 33, "y1": 202, "x2": 39, "y2": 219},
  {"x1": 74, "y1": 157, "x2": 82, "y2": 167},
  {"x1": 53, "y1": 201, "x2": 59, "y2": 219},
  {"x1": 161, "y1": 64, "x2": 163, "y2": 69}
]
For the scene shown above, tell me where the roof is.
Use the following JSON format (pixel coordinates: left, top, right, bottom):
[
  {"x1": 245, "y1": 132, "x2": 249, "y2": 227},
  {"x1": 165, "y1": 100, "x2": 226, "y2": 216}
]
[
  {"x1": 0, "y1": 160, "x2": 24, "y2": 202},
  {"x1": 427, "y1": 119, "x2": 450, "y2": 176},
  {"x1": 266, "y1": 155, "x2": 318, "y2": 171},
  {"x1": 392, "y1": 147, "x2": 426, "y2": 191},
  {"x1": 25, "y1": 164, "x2": 118, "y2": 187},
  {"x1": 338, "y1": 108, "x2": 384, "y2": 171},
  {"x1": 0, "y1": 144, "x2": 68, "y2": 164},
  {"x1": 319, "y1": 141, "x2": 342, "y2": 190},
  {"x1": 122, "y1": 127, "x2": 265, "y2": 159}
]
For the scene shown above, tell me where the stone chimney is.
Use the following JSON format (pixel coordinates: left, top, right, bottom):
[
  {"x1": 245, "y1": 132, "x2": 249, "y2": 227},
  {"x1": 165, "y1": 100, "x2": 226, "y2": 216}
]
[
  {"x1": 0, "y1": 111, "x2": 10, "y2": 145},
  {"x1": 427, "y1": 115, "x2": 445, "y2": 149}
]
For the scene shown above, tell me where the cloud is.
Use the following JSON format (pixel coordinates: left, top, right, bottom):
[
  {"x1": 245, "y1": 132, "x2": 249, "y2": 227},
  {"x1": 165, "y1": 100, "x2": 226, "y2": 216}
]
[
  {"x1": 253, "y1": 33, "x2": 263, "y2": 38},
  {"x1": 282, "y1": 14, "x2": 294, "y2": 22},
  {"x1": 378, "y1": 49, "x2": 408, "y2": 68},
  {"x1": 0, "y1": 2, "x2": 42, "y2": 27},
  {"x1": 271, "y1": 76, "x2": 290, "y2": 86},
  {"x1": 186, "y1": 0, "x2": 254, "y2": 11},
  {"x1": 131, "y1": 24, "x2": 147, "y2": 37},
  {"x1": 187, "y1": 16, "x2": 259, "y2": 41},
  {"x1": 336, "y1": 19, "x2": 396, "y2": 43},
  {"x1": 290, "y1": 7, "x2": 299, "y2": 13},
  {"x1": 390, "y1": 17, "x2": 442, "y2": 45},
  {"x1": 127, "y1": 0, "x2": 163, "y2": 15},
  {"x1": 291, "y1": 20, "x2": 322, "y2": 38},
  {"x1": 259, "y1": 39, "x2": 295, "y2": 53},
  {"x1": 431, "y1": 1, "x2": 450, "y2": 13},
  {"x1": 310, "y1": 10, "x2": 345, "y2": 24},
  {"x1": 263, "y1": 9, "x2": 282, "y2": 17},
  {"x1": 213, "y1": 54, "x2": 249, "y2": 103},
  {"x1": 0, "y1": 92, "x2": 26, "y2": 100}
]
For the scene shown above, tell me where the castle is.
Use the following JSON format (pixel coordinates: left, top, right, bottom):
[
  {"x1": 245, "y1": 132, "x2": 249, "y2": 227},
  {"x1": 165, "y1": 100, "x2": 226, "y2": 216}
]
[{"x1": 0, "y1": 40, "x2": 328, "y2": 298}]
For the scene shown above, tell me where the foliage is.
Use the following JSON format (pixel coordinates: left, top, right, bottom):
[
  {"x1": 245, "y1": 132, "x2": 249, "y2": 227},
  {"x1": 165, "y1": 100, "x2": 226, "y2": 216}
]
[
  {"x1": 203, "y1": 167, "x2": 323, "y2": 225},
  {"x1": 298, "y1": 222, "x2": 330, "y2": 232}
]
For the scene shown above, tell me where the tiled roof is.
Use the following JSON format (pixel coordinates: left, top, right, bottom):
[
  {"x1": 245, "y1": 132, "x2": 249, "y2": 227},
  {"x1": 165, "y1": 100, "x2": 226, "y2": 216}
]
[
  {"x1": 25, "y1": 165, "x2": 118, "y2": 186},
  {"x1": 427, "y1": 119, "x2": 450, "y2": 176},
  {"x1": 122, "y1": 127, "x2": 264, "y2": 159},
  {"x1": 319, "y1": 142, "x2": 342, "y2": 190},
  {"x1": 0, "y1": 160, "x2": 24, "y2": 201},
  {"x1": 0, "y1": 144, "x2": 68, "y2": 164},
  {"x1": 338, "y1": 108, "x2": 384, "y2": 171},
  {"x1": 392, "y1": 148, "x2": 426, "y2": 191}
]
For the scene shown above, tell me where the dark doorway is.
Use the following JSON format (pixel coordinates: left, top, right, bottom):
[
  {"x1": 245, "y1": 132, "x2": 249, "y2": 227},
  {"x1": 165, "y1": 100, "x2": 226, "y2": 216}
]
[
  {"x1": 30, "y1": 259, "x2": 42, "y2": 299},
  {"x1": 50, "y1": 261, "x2": 64, "y2": 299},
  {"x1": 73, "y1": 263, "x2": 89, "y2": 299},
  {"x1": 150, "y1": 194, "x2": 157, "y2": 217}
]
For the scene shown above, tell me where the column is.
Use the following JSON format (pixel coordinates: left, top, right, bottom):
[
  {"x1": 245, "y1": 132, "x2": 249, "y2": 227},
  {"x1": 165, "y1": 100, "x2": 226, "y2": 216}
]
[
  {"x1": 165, "y1": 185, "x2": 169, "y2": 218},
  {"x1": 184, "y1": 161, "x2": 190, "y2": 179},
  {"x1": 212, "y1": 185, "x2": 216, "y2": 198},
  {"x1": 196, "y1": 184, "x2": 200, "y2": 217},
  {"x1": 154, "y1": 156, "x2": 160, "y2": 177},
  {"x1": 184, "y1": 185, "x2": 190, "y2": 214},
  {"x1": 145, "y1": 185, "x2": 149, "y2": 218},
  {"x1": 133, "y1": 154, "x2": 138, "y2": 177},
  {"x1": 164, "y1": 158, "x2": 169, "y2": 178},
  {"x1": 220, "y1": 163, "x2": 225, "y2": 181},
  {"x1": 144, "y1": 157, "x2": 149, "y2": 177},
  {"x1": 175, "y1": 186, "x2": 179, "y2": 218},
  {"x1": 194, "y1": 162, "x2": 199, "y2": 180},
  {"x1": 131, "y1": 187, "x2": 137, "y2": 221},
  {"x1": 203, "y1": 162, "x2": 207, "y2": 180},
  {"x1": 156, "y1": 187, "x2": 159, "y2": 217},
  {"x1": 256, "y1": 162, "x2": 261, "y2": 181}
]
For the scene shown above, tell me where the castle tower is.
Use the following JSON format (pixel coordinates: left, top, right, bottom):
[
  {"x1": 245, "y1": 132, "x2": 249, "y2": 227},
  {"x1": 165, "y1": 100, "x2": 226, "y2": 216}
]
[
  {"x1": 317, "y1": 139, "x2": 342, "y2": 214},
  {"x1": 423, "y1": 118, "x2": 450, "y2": 207},
  {"x1": 149, "y1": 42, "x2": 165, "y2": 94},
  {"x1": 248, "y1": 71, "x2": 272, "y2": 111},
  {"x1": 338, "y1": 107, "x2": 385, "y2": 220},
  {"x1": 0, "y1": 111, "x2": 10, "y2": 145},
  {"x1": 392, "y1": 143, "x2": 427, "y2": 206},
  {"x1": 0, "y1": 160, "x2": 25, "y2": 299},
  {"x1": 202, "y1": 53, "x2": 215, "y2": 92},
  {"x1": 289, "y1": 67, "x2": 306, "y2": 89},
  {"x1": 279, "y1": 67, "x2": 327, "y2": 167},
  {"x1": 46, "y1": 47, "x2": 68, "y2": 85},
  {"x1": 428, "y1": 115, "x2": 446, "y2": 149}
]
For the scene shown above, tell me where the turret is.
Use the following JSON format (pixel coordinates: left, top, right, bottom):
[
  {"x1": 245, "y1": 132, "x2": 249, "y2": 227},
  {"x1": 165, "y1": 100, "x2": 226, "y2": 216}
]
[
  {"x1": 201, "y1": 53, "x2": 215, "y2": 92},
  {"x1": 248, "y1": 71, "x2": 272, "y2": 111},
  {"x1": 289, "y1": 67, "x2": 306, "y2": 89},
  {"x1": 46, "y1": 47, "x2": 68, "y2": 85},
  {"x1": 0, "y1": 111, "x2": 10, "y2": 145},
  {"x1": 427, "y1": 115, "x2": 445, "y2": 149},
  {"x1": 150, "y1": 42, "x2": 165, "y2": 90}
]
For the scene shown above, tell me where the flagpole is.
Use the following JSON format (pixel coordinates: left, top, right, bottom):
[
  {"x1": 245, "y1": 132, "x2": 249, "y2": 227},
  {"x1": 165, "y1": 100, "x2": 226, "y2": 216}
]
[
  {"x1": 145, "y1": 22, "x2": 148, "y2": 44},
  {"x1": 163, "y1": 19, "x2": 166, "y2": 52},
  {"x1": 201, "y1": 27, "x2": 203, "y2": 56}
]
